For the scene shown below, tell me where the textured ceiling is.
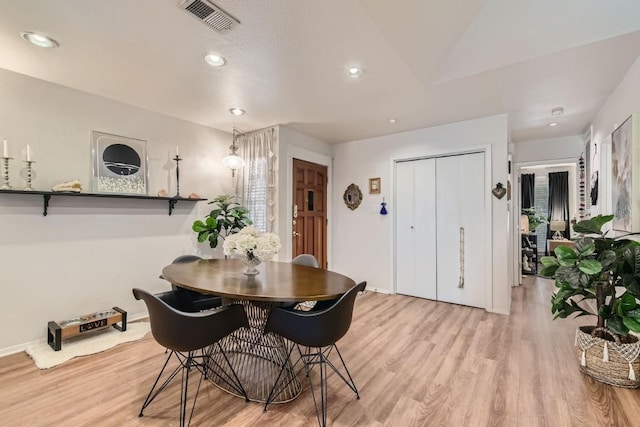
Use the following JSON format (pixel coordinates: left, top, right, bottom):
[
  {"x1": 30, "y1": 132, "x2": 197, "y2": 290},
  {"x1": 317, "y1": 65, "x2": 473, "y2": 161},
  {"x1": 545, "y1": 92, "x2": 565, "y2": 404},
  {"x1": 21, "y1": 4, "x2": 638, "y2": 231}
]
[{"x1": 0, "y1": 0, "x2": 639, "y2": 143}]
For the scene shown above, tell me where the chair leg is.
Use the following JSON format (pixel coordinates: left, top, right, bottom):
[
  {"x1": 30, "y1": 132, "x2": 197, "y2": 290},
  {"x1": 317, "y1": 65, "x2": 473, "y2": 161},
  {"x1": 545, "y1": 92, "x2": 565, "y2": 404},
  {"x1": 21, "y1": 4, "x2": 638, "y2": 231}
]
[
  {"x1": 326, "y1": 345, "x2": 360, "y2": 399},
  {"x1": 306, "y1": 347, "x2": 328, "y2": 427},
  {"x1": 139, "y1": 350, "x2": 182, "y2": 417},
  {"x1": 139, "y1": 350, "x2": 206, "y2": 427},
  {"x1": 302, "y1": 345, "x2": 359, "y2": 427},
  {"x1": 180, "y1": 355, "x2": 190, "y2": 427}
]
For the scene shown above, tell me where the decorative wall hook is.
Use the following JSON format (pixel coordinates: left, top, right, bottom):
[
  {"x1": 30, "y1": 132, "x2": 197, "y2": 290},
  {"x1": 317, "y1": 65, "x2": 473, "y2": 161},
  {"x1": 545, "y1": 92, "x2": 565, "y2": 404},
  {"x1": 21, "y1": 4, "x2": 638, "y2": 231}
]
[{"x1": 492, "y1": 182, "x2": 507, "y2": 200}]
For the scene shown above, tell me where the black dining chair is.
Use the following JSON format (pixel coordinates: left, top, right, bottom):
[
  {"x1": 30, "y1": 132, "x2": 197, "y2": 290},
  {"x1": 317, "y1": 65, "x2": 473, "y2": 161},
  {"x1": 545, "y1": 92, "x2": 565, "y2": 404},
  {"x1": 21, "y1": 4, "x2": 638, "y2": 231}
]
[
  {"x1": 160, "y1": 255, "x2": 222, "y2": 312},
  {"x1": 132, "y1": 288, "x2": 249, "y2": 427},
  {"x1": 263, "y1": 281, "x2": 366, "y2": 426}
]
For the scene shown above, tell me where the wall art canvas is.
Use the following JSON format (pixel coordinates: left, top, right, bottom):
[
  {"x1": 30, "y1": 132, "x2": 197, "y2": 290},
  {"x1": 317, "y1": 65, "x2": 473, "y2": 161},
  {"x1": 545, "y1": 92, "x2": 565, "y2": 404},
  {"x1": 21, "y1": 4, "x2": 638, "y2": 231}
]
[
  {"x1": 92, "y1": 131, "x2": 148, "y2": 195},
  {"x1": 611, "y1": 114, "x2": 640, "y2": 232}
]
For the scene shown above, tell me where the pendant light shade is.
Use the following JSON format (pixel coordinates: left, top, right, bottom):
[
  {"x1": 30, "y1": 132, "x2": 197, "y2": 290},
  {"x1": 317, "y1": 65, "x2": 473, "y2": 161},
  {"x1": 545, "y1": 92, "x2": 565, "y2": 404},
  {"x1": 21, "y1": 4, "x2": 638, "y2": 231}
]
[{"x1": 223, "y1": 128, "x2": 245, "y2": 177}]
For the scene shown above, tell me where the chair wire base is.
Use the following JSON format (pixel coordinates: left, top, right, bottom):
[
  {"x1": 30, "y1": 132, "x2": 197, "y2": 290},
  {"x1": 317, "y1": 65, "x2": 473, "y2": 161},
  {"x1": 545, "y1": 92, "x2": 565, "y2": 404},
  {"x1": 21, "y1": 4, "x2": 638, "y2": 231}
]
[
  {"x1": 264, "y1": 343, "x2": 360, "y2": 427},
  {"x1": 139, "y1": 346, "x2": 247, "y2": 427}
]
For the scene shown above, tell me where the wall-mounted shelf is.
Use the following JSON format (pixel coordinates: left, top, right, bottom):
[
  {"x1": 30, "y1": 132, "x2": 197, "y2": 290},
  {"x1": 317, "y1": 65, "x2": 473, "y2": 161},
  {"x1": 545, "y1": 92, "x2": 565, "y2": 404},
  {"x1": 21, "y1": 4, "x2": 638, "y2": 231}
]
[{"x1": 0, "y1": 189, "x2": 206, "y2": 216}]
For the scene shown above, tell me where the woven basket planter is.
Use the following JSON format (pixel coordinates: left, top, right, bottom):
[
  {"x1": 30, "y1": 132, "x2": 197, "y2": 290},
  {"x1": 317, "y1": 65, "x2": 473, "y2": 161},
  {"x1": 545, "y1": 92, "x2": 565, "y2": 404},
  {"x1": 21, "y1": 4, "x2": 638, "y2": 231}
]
[{"x1": 576, "y1": 326, "x2": 640, "y2": 388}]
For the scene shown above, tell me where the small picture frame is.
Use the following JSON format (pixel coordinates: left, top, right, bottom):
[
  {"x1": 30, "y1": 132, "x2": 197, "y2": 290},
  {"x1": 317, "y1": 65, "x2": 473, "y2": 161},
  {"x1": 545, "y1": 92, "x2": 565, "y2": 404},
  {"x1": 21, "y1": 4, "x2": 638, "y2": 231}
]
[
  {"x1": 92, "y1": 131, "x2": 148, "y2": 195},
  {"x1": 369, "y1": 177, "x2": 381, "y2": 194}
]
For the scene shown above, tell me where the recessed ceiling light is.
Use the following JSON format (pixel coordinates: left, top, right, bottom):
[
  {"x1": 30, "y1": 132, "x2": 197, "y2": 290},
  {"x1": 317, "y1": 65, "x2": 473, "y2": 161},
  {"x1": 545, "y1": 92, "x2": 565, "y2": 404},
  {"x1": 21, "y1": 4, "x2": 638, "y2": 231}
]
[
  {"x1": 346, "y1": 66, "x2": 363, "y2": 78},
  {"x1": 203, "y1": 53, "x2": 226, "y2": 67},
  {"x1": 229, "y1": 108, "x2": 245, "y2": 116},
  {"x1": 388, "y1": 118, "x2": 398, "y2": 123},
  {"x1": 551, "y1": 107, "x2": 564, "y2": 117},
  {"x1": 548, "y1": 122, "x2": 559, "y2": 127},
  {"x1": 21, "y1": 32, "x2": 58, "y2": 48}
]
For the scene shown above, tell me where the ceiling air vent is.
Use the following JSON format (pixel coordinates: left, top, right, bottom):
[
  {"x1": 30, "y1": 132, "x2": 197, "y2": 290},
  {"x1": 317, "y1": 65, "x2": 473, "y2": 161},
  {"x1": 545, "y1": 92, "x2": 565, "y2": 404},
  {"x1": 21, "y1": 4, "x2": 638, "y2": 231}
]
[{"x1": 178, "y1": 0, "x2": 239, "y2": 33}]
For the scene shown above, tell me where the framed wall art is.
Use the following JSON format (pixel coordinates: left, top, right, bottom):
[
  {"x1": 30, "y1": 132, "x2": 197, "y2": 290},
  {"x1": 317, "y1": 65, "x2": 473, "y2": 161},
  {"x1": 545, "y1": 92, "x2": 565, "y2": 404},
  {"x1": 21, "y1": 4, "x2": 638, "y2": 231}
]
[
  {"x1": 611, "y1": 114, "x2": 640, "y2": 232},
  {"x1": 92, "y1": 131, "x2": 148, "y2": 195},
  {"x1": 369, "y1": 177, "x2": 381, "y2": 194}
]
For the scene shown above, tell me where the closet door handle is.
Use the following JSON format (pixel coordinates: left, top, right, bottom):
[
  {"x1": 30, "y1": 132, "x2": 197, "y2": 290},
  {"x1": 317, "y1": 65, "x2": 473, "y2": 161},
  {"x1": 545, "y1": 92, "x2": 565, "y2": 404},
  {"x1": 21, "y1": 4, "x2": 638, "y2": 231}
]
[{"x1": 459, "y1": 227, "x2": 465, "y2": 289}]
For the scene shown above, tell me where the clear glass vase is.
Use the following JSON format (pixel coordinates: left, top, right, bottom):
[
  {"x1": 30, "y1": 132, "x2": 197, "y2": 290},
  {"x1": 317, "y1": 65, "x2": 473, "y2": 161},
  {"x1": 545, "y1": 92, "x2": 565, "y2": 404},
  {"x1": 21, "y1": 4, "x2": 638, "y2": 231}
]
[{"x1": 242, "y1": 257, "x2": 262, "y2": 275}]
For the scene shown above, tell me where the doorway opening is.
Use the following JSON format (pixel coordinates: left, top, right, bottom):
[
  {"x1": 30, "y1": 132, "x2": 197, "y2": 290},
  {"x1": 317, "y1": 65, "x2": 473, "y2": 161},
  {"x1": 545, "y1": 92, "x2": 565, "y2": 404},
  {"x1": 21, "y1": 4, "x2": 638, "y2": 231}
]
[{"x1": 516, "y1": 160, "x2": 578, "y2": 281}]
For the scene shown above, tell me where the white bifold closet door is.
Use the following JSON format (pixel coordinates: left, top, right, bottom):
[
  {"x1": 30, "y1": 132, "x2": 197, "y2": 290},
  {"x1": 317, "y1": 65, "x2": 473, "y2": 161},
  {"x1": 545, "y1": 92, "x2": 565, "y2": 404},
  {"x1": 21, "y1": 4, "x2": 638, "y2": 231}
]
[
  {"x1": 395, "y1": 152, "x2": 486, "y2": 309},
  {"x1": 396, "y1": 158, "x2": 437, "y2": 299}
]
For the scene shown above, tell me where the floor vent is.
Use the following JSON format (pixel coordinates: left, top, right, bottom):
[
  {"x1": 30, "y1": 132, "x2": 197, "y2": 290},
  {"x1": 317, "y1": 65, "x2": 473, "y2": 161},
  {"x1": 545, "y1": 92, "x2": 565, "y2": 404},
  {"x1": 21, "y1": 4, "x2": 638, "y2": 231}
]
[{"x1": 178, "y1": 0, "x2": 239, "y2": 34}]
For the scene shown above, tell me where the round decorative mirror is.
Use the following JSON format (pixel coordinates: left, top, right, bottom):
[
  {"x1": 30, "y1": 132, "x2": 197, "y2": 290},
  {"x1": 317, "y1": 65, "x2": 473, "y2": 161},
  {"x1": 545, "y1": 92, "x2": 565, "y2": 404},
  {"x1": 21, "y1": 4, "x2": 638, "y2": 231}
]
[{"x1": 343, "y1": 183, "x2": 363, "y2": 210}]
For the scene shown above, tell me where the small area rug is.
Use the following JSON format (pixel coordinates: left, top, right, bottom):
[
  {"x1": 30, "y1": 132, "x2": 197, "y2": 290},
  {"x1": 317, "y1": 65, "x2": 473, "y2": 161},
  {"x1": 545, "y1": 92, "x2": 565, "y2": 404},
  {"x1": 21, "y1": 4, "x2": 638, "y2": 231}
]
[{"x1": 25, "y1": 322, "x2": 150, "y2": 369}]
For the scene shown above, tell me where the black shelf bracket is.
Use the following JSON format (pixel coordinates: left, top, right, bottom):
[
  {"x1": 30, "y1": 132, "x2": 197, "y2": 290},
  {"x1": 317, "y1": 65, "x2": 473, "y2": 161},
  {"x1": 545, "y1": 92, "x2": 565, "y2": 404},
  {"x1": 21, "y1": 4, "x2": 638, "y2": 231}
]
[
  {"x1": 168, "y1": 199, "x2": 178, "y2": 216},
  {"x1": 43, "y1": 194, "x2": 51, "y2": 216}
]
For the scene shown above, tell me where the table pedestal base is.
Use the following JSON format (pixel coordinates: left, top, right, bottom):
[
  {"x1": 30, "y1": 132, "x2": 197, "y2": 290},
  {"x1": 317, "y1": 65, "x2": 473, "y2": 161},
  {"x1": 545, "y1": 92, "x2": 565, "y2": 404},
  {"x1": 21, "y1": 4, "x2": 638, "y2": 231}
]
[{"x1": 207, "y1": 298, "x2": 301, "y2": 403}]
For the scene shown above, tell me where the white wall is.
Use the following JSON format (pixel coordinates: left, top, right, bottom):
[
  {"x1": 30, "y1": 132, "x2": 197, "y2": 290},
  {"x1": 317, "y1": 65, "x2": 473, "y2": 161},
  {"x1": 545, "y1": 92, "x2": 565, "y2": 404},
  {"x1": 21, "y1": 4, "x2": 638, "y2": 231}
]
[
  {"x1": 0, "y1": 68, "x2": 232, "y2": 354},
  {"x1": 332, "y1": 114, "x2": 510, "y2": 314},
  {"x1": 512, "y1": 135, "x2": 585, "y2": 164},
  {"x1": 276, "y1": 125, "x2": 334, "y2": 262}
]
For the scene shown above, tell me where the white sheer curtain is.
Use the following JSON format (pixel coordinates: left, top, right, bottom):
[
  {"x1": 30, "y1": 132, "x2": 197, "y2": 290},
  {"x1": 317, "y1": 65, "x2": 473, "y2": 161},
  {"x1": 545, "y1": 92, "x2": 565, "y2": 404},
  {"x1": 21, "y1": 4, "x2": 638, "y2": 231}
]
[{"x1": 236, "y1": 127, "x2": 278, "y2": 233}]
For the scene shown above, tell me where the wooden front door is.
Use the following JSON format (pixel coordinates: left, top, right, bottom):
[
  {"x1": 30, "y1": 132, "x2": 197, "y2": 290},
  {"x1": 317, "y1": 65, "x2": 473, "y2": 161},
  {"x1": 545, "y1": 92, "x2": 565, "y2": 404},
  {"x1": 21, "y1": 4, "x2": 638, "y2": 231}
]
[{"x1": 292, "y1": 159, "x2": 328, "y2": 268}]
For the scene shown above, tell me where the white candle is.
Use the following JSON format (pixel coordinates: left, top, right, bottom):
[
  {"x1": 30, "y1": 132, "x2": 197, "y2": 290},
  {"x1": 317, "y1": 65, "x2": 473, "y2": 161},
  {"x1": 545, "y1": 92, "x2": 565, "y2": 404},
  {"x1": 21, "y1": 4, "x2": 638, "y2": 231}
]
[
  {"x1": 176, "y1": 145, "x2": 180, "y2": 157},
  {"x1": 3, "y1": 139, "x2": 7, "y2": 158},
  {"x1": 26, "y1": 144, "x2": 32, "y2": 161}
]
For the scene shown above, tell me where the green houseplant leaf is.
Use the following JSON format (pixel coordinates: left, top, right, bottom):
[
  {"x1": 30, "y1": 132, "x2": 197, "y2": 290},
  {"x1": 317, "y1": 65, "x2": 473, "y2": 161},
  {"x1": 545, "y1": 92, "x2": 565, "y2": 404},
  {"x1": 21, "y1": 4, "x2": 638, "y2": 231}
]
[
  {"x1": 192, "y1": 195, "x2": 253, "y2": 249},
  {"x1": 572, "y1": 215, "x2": 613, "y2": 235},
  {"x1": 578, "y1": 259, "x2": 602, "y2": 275}
]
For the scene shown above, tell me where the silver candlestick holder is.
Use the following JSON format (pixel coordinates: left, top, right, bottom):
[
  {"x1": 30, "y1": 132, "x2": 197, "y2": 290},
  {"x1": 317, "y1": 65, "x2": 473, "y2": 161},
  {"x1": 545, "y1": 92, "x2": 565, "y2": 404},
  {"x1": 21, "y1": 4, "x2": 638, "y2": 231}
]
[
  {"x1": 173, "y1": 155, "x2": 182, "y2": 197},
  {"x1": 21, "y1": 160, "x2": 36, "y2": 191},
  {"x1": 0, "y1": 156, "x2": 13, "y2": 190}
]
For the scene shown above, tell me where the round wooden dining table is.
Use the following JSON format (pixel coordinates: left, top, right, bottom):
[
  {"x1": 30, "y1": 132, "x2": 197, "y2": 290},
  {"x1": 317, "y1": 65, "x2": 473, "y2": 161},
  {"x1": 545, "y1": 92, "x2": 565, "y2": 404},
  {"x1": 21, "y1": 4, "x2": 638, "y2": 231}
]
[{"x1": 161, "y1": 258, "x2": 356, "y2": 403}]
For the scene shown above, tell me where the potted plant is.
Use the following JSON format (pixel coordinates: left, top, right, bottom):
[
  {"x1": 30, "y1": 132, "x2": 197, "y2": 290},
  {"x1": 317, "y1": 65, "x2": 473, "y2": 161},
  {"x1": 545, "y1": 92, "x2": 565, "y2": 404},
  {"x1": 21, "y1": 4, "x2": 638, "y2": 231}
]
[
  {"x1": 522, "y1": 207, "x2": 548, "y2": 232},
  {"x1": 540, "y1": 214, "x2": 640, "y2": 388},
  {"x1": 192, "y1": 195, "x2": 253, "y2": 249}
]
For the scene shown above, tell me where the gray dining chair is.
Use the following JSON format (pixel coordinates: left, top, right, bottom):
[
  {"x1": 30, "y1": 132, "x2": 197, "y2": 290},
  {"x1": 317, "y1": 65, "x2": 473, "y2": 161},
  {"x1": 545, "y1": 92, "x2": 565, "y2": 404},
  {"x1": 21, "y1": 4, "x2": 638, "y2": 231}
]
[
  {"x1": 263, "y1": 281, "x2": 366, "y2": 427},
  {"x1": 132, "y1": 288, "x2": 249, "y2": 426},
  {"x1": 291, "y1": 254, "x2": 322, "y2": 310},
  {"x1": 292, "y1": 254, "x2": 320, "y2": 268}
]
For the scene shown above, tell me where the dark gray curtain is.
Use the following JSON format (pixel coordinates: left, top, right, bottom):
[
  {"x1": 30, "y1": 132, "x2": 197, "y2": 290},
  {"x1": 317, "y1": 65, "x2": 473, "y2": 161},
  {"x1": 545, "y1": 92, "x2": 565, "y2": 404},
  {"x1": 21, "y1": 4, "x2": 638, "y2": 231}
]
[
  {"x1": 521, "y1": 174, "x2": 535, "y2": 210},
  {"x1": 547, "y1": 171, "x2": 570, "y2": 239}
]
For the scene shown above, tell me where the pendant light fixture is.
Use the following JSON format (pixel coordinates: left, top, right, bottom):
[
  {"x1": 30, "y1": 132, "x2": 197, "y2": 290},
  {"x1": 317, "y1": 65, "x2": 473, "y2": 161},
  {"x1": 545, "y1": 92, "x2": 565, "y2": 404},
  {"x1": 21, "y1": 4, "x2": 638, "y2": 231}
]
[{"x1": 222, "y1": 128, "x2": 245, "y2": 177}]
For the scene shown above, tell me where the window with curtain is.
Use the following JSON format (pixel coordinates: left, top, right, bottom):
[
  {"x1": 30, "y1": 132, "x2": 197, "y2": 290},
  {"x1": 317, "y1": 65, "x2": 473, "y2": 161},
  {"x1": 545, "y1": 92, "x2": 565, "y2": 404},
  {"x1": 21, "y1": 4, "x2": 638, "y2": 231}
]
[
  {"x1": 547, "y1": 171, "x2": 570, "y2": 240},
  {"x1": 236, "y1": 128, "x2": 278, "y2": 233}
]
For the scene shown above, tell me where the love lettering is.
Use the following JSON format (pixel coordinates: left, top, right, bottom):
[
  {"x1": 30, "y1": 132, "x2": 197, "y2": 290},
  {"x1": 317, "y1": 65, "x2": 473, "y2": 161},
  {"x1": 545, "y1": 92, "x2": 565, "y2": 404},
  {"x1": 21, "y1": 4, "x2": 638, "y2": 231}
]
[{"x1": 79, "y1": 318, "x2": 108, "y2": 333}]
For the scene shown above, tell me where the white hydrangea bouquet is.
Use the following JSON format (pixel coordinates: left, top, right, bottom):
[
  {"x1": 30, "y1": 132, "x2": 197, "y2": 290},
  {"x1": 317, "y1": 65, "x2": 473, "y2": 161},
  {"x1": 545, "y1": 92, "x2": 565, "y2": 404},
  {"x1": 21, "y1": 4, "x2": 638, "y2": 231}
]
[{"x1": 223, "y1": 226, "x2": 281, "y2": 275}]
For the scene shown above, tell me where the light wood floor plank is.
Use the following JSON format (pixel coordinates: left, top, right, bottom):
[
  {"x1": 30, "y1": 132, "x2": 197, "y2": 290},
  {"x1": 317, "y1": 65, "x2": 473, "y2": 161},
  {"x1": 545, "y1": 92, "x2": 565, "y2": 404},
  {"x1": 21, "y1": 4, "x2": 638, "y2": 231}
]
[{"x1": 1, "y1": 276, "x2": 640, "y2": 426}]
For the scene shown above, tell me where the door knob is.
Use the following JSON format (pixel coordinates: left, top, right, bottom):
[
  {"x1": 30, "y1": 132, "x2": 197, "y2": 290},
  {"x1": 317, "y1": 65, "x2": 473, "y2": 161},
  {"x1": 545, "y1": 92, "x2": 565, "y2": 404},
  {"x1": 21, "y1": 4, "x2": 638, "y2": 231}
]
[{"x1": 293, "y1": 231, "x2": 301, "y2": 237}]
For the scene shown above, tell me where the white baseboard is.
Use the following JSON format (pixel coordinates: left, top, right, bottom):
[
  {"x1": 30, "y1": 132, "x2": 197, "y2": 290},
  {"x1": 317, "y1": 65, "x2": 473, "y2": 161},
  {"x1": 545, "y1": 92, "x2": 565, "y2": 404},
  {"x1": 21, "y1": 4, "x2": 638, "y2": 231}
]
[
  {"x1": 487, "y1": 308, "x2": 510, "y2": 315},
  {"x1": 0, "y1": 313, "x2": 149, "y2": 358},
  {"x1": 365, "y1": 287, "x2": 390, "y2": 294}
]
